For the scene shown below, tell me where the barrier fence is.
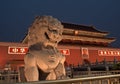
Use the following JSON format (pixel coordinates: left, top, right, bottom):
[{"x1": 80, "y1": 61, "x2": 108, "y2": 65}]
[
  {"x1": 0, "y1": 74, "x2": 19, "y2": 83},
  {"x1": 5, "y1": 74, "x2": 120, "y2": 84},
  {"x1": 0, "y1": 72, "x2": 120, "y2": 84}
]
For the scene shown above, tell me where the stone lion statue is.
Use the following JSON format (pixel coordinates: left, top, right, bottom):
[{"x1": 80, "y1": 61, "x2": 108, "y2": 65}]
[{"x1": 24, "y1": 16, "x2": 66, "y2": 81}]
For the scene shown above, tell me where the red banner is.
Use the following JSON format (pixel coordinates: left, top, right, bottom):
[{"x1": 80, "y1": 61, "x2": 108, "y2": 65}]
[
  {"x1": 98, "y1": 50, "x2": 120, "y2": 56},
  {"x1": 8, "y1": 47, "x2": 70, "y2": 55},
  {"x1": 59, "y1": 49, "x2": 70, "y2": 55},
  {"x1": 8, "y1": 47, "x2": 28, "y2": 54}
]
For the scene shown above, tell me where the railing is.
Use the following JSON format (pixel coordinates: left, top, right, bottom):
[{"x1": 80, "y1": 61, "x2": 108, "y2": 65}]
[
  {"x1": 0, "y1": 70, "x2": 19, "y2": 84},
  {"x1": 7, "y1": 74, "x2": 120, "y2": 84},
  {"x1": 72, "y1": 70, "x2": 120, "y2": 78},
  {"x1": 77, "y1": 60, "x2": 120, "y2": 67},
  {"x1": 1, "y1": 70, "x2": 120, "y2": 84},
  {"x1": 0, "y1": 74, "x2": 19, "y2": 83}
]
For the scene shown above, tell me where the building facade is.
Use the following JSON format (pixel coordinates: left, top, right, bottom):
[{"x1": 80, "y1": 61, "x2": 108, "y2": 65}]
[{"x1": 0, "y1": 22, "x2": 120, "y2": 70}]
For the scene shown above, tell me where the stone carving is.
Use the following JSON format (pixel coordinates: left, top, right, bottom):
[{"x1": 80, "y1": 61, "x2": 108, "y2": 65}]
[{"x1": 24, "y1": 16, "x2": 66, "y2": 81}]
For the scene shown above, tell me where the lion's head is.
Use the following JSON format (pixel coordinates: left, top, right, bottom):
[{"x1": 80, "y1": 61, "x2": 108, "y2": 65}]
[{"x1": 28, "y1": 16, "x2": 63, "y2": 47}]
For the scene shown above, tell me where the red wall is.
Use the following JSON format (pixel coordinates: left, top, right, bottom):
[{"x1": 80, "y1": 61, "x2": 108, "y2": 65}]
[
  {"x1": 0, "y1": 46, "x2": 8, "y2": 69},
  {"x1": 65, "y1": 49, "x2": 81, "y2": 66},
  {"x1": 0, "y1": 44, "x2": 26, "y2": 70},
  {"x1": 58, "y1": 45, "x2": 120, "y2": 66},
  {"x1": 1, "y1": 43, "x2": 120, "y2": 70}
]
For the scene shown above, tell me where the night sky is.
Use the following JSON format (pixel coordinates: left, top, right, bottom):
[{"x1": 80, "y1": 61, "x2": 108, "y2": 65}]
[{"x1": 0, "y1": 0, "x2": 120, "y2": 47}]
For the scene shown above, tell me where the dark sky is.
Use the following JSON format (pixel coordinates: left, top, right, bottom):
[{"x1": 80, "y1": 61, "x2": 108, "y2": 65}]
[{"x1": 0, "y1": 0, "x2": 120, "y2": 47}]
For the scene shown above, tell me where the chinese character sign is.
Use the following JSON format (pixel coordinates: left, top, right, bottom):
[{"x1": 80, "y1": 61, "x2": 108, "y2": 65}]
[
  {"x1": 8, "y1": 47, "x2": 28, "y2": 54},
  {"x1": 59, "y1": 49, "x2": 70, "y2": 55},
  {"x1": 98, "y1": 50, "x2": 120, "y2": 56}
]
